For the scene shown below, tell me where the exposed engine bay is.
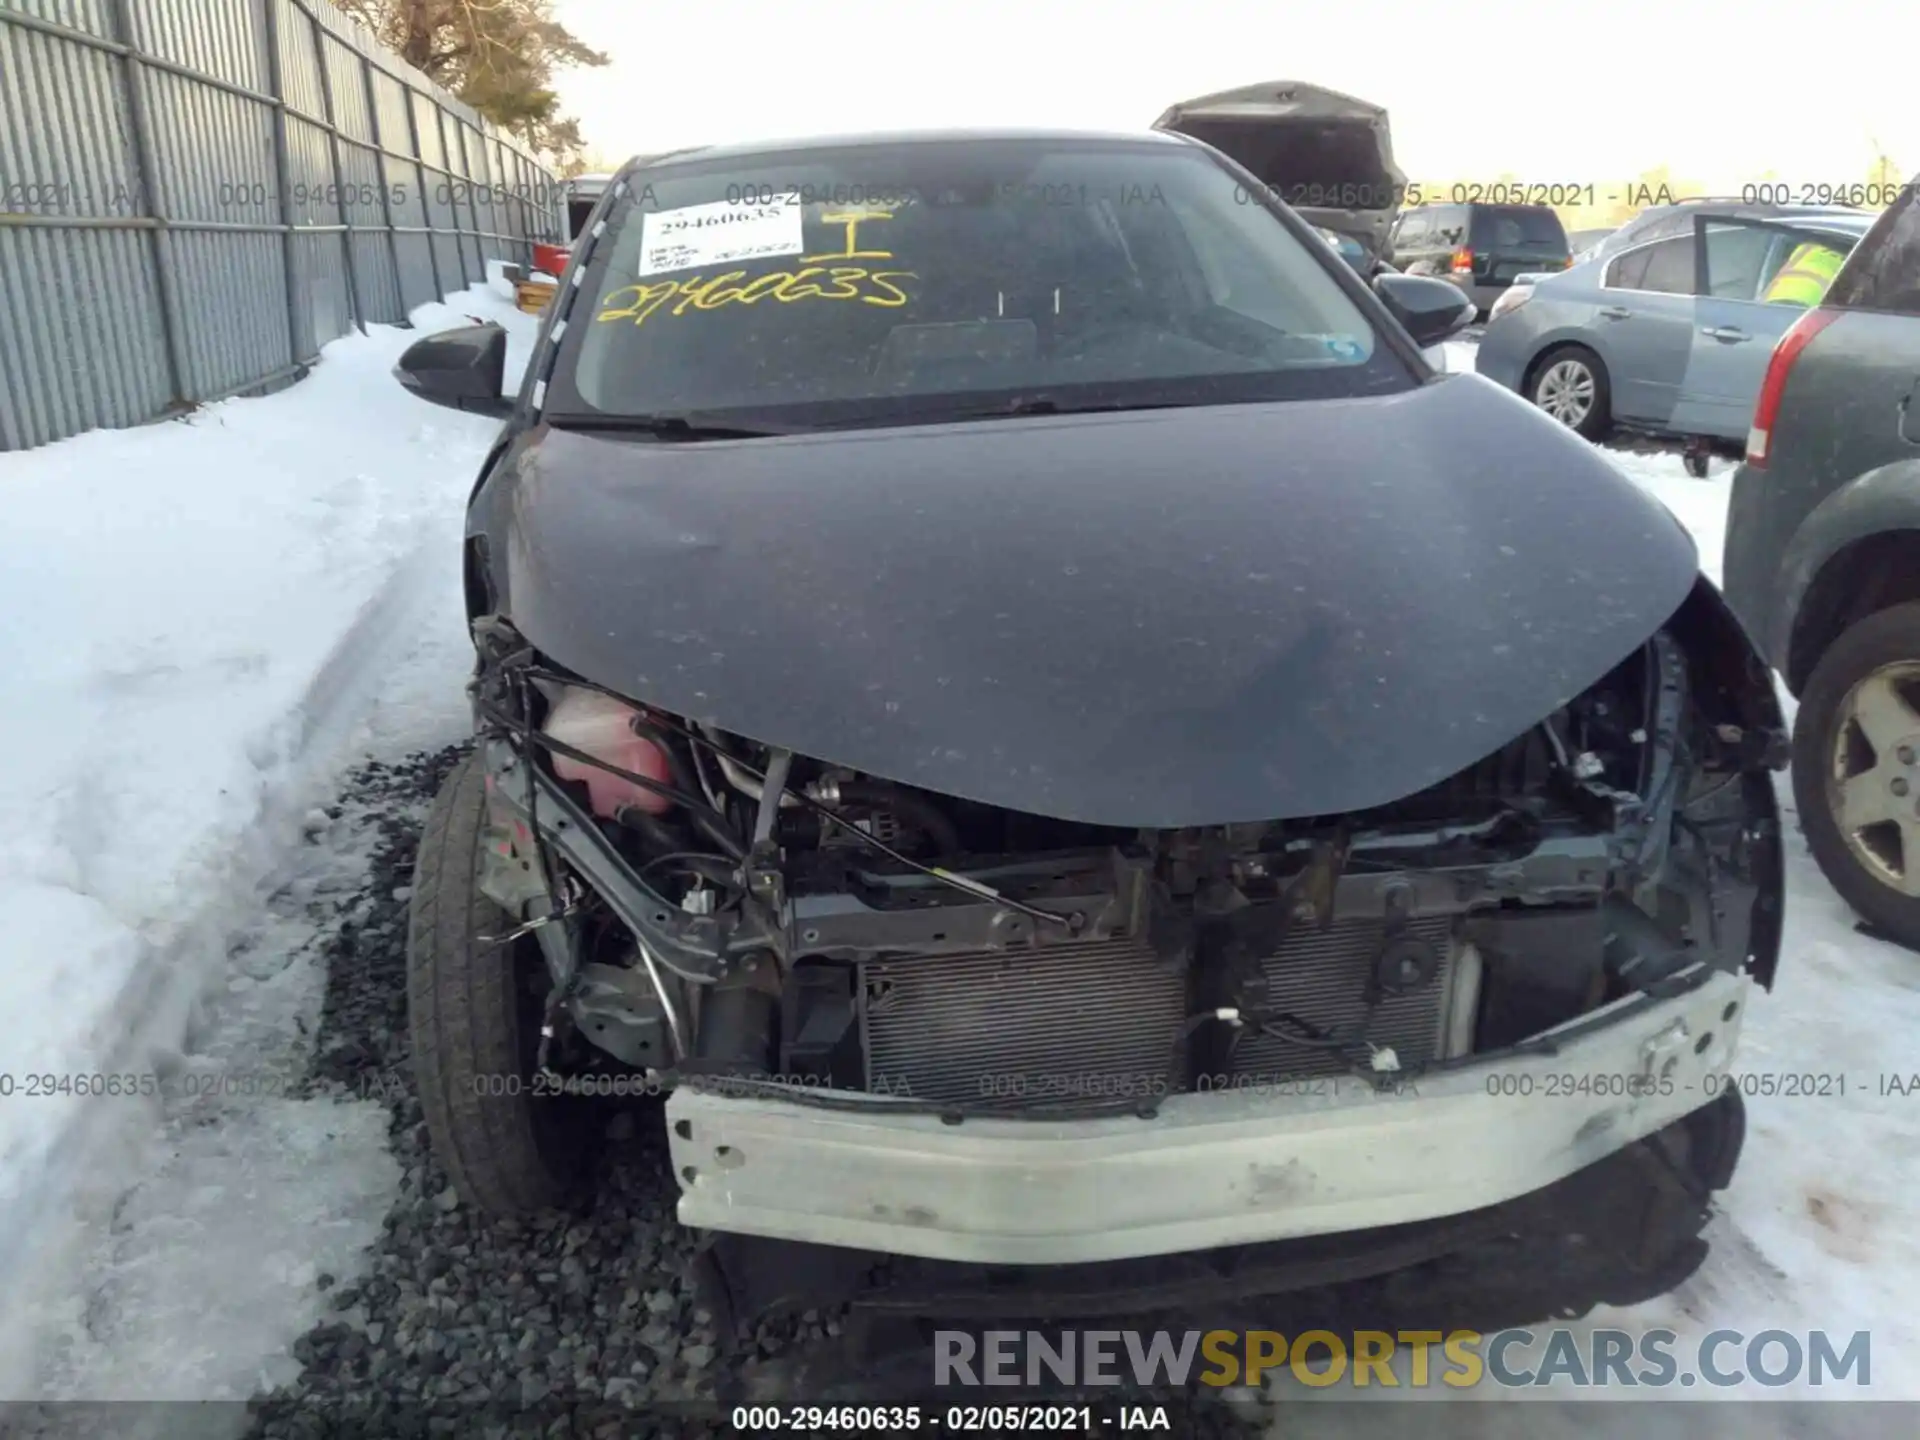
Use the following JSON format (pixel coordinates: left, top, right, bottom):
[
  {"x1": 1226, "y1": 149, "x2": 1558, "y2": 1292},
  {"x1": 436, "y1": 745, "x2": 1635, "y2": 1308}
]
[{"x1": 465, "y1": 584, "x2": 1784, "y2": 1119}]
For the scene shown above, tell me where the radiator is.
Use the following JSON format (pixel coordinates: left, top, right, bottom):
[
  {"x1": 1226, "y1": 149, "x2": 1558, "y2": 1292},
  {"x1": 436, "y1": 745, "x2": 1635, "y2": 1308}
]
[
  {"x1": 860, "y1": 938, "x2": 1186, "y2": 1105},
  {"x1": 858, "y1": 915, "x2": 1478, "y2": 1104},
  {"x1": 1225, "y1": 914, "x2": 1476, "y2": 1081}
]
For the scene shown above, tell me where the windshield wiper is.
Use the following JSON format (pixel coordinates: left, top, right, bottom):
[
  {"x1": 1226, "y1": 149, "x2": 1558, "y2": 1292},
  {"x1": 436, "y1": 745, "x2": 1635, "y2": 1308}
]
[
  {"x1": 545, "y1": 413, "x2": 798, "y2": 440},
  {"x1": 942, "y1": 395, "x2": 1205, "y2": 422}
]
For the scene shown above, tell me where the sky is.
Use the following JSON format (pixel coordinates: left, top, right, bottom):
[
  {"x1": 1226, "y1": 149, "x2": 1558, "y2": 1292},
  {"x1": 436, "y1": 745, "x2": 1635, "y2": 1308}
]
[{"x1": 552, "y1": 0, "x2": 1915, "y2": 192}]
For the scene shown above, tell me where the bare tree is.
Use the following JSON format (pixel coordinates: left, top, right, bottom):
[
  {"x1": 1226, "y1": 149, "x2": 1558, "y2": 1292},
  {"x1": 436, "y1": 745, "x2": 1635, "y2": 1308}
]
[
  {"x1": 334, "y1": 0, "x2": 608, "y2": 161},
  {"x1": 561, "y1": 144, "x2": 628, "y2": 179},
  {"x1": 1867, "y1": 137, "x2": 1905, "y2": 189}
]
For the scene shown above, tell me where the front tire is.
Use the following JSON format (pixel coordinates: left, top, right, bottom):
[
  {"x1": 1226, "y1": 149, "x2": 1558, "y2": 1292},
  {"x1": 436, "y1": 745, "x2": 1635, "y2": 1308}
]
[
  {"x1": 1528, "y1": 344, "x2": 1612, "y2": 441},
  {"x1": 1793, "y1": 602, "x2": 1920, "y2": 948},
  {"x1": 408, "y1": 751, "x2": 594, "y2": 1216}
]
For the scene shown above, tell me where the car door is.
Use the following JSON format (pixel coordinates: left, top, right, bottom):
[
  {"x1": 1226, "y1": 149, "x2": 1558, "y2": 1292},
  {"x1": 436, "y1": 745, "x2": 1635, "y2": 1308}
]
[
  {"x1": 1671, "y1": 217, "x2": 1863, "y2": 440},
  {"x1": 1387, "y1": 209, "x2": 1424, "y2": 270},
  {"x1": 1591, "y1": 234, "x2": 1699, "y2": 424}
]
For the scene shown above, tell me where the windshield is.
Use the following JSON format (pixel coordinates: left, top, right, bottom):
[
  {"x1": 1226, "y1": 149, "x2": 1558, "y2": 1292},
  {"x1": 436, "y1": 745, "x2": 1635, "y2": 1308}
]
[{"x1": 550, "y1": 137, "x2": 1411, "y2": 429}]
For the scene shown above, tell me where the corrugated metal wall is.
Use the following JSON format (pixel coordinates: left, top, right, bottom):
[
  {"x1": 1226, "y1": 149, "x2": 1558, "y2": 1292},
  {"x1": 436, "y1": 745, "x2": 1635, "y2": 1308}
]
[{"x1": 0, "y1": 0, "x2": 562, "y2": 451}]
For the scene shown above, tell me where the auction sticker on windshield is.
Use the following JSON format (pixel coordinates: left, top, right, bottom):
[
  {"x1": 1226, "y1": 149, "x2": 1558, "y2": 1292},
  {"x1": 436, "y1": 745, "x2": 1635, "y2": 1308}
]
[{"x1": 639, "y1": 193, "x2": 804, "y2": 276}]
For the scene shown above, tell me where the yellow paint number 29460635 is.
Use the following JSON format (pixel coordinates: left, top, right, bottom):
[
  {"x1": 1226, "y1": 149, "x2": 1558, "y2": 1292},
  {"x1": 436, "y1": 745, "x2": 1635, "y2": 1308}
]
[{"x1": 596, "y1": 208, "x2": 915, "y2": 326}]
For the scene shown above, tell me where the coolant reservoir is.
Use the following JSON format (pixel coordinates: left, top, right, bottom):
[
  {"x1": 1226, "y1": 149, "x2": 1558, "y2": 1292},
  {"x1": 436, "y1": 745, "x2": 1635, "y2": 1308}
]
[{"x1": 544, "y1": 687, "x2": 673, "y2": 818}]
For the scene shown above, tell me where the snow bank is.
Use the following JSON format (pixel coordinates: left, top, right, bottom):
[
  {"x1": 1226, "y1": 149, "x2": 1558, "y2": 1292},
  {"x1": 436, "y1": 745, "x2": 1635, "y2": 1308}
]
[{"x1": 0, "y1": 285, "x2": 541, "y2": 1395}]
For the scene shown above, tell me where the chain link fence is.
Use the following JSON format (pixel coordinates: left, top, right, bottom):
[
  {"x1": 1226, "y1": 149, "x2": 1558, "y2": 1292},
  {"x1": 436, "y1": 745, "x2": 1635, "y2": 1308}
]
[{"x1": 0, "y1": 0, "x2": 563, "y2": 452}]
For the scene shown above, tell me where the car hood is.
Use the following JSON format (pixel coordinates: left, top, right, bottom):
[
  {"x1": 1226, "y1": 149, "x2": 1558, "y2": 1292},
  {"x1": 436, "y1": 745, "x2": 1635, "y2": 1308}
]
[
  {"x1": 475, "y1": 376, "x2": 1700, "y2": 828},
  {"x1": 1153, "y1": 80, "x2": 1404, "y2": 264}
]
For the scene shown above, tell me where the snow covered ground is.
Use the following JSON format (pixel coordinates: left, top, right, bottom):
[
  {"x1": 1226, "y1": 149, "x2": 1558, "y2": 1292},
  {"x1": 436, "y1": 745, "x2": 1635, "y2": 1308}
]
[
  {"x1": 0, "y1": 271, "x2": 542, "y2": 1402},
  {"x1": 1, "y1": 311, "x2": 1916, "y2": 1422}
]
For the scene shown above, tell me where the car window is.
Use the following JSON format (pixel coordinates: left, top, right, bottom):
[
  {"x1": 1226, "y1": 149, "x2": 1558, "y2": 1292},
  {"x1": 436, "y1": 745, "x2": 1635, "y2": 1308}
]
[
  {"x1": 1826, "y1": 183, "x2": 1920, "y2": 315},
  {"x1": 1432, "y1": 208, "x2": 1468, "y2": 247},
  {"x1": 1702, "y1": 223, "x2": 1778, "y2": 299},
  {"x1": 1604, "y1": 243, "x2": 1654, "y2": 290},
  {"x1": 555, "y1": 138, "x2": 1412, "y2": 428},
  {"x1": 1178, "y1": 199, "x2": 1342, "y2": 331},
  {"x1": 1597, "y1": 218, "x2": 1640, "y2": 256},
  {"x1": 1637, "y1": 236, "x2": 1695, "y2": 294},
  {"x1": 1471, "y1": 206, "x2": 1568, "y2": 249},
  {"x1": 1395, "y1": 210, "x2": 1428, "y2": 246},
  {"x1": 1747, "y1": 228, "x2": 1860, "y2": 302},
  {"x1": 1753, "y1": 233, "x2": 1795, "y2": 295}
]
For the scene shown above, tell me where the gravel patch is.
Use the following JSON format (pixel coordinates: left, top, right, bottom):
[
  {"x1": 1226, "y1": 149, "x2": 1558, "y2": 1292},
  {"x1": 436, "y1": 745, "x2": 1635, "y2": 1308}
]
[
  {"x1": 235, "y1": 745, "x2": 1270, "y2": 1439},
  {"x1": 239, "y1": 747, "x2": 722, "y2": 1434}
]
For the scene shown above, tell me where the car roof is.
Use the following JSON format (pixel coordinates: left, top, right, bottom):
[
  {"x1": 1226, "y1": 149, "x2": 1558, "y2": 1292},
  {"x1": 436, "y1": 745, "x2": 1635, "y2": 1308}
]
[
  {"x1": 1662, "y1": 207, "x2": 1877, "y2": 233},
  {"x1": 1628, "y1": 199, "x2": 1875, "y2": 224},
  {"x1": 1801, "y1": 212, "x2": 1877, "y2": 232},
  {"x1": 620, "y1": 127, "x2": 1187, "y2": 172},
  {"x1": 1583, "y1": 202, "x2": 1877, "y2": 258}
]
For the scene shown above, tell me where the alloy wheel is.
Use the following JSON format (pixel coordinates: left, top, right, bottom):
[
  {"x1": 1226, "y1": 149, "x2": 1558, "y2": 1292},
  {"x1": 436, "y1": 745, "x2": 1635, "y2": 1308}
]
[
  {"x1": 1830, "y1": 661, "x2": 1920, "y2": 896},
  {"x1": 1534, "y1": 359, "x2": 1595, "y2": 427}
]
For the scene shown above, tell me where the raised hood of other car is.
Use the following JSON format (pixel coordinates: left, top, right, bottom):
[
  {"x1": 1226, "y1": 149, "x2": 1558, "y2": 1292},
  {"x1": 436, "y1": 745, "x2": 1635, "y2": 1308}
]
[
  {"x1": 475, "y1": 377, "x2": 1700, "y2": 830},
  {"x1": 1154, "y1": 80, "x2": 1405, "y2": 263}
]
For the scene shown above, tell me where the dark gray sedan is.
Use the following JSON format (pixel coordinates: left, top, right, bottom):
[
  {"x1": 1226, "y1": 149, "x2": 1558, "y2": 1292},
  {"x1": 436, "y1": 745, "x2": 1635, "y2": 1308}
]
[
  {"x1": 384, "y1": 127, "x2": 1782, "y2": 1337},
  {"x1": 1477, "y1": 208, "x2": 1873, "y2": 445}
]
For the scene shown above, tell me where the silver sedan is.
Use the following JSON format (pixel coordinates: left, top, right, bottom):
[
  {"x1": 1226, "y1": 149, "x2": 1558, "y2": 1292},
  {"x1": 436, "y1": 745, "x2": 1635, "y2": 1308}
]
[{"x1": 1476, "y1": 209, "x2": 1872, "y2": 445}]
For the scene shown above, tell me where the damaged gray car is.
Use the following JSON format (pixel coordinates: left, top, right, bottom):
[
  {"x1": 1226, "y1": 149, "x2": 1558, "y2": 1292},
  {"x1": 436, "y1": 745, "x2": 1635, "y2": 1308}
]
[{"x1": 393, "y1": 128, "x2": 1786, "y2": 1351}]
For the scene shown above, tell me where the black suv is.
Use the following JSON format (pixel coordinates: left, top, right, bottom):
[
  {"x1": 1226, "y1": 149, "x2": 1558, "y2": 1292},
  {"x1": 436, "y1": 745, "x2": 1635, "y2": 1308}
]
[
  {"x1": 1723, "y1": 180, "x2": 1920, "y2": 945},
  {"x1": 1390, "y1": 203, "x2": 1571, "y2": 317}
]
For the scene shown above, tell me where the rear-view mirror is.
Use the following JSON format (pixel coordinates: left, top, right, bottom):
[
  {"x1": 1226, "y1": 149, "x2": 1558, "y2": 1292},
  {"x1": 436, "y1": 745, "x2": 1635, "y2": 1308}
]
[
  {"x1": 1373, "y1": 272, "x2": 1478, "y2": 349},
  {"x1": 393, "y1": 323, "x2": 512, "y2": 417}
]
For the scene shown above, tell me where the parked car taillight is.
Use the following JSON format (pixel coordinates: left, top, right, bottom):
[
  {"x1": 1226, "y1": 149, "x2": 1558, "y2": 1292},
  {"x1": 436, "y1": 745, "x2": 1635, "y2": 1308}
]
[
  {"x1": 1746, "y1": 308, "x2": 1841, "y2": 467},
  {"x1": 1488, "y1": 285, "x2": 1532, "y2": 322},
  {"x1": 1450, "y1": 248, "x2": 1474, "y2": 273}
]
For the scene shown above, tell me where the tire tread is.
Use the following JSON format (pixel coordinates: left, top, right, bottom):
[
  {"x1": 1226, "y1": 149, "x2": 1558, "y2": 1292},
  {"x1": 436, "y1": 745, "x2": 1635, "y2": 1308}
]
[{"x1": 408, "y1": 752, "x2": 581, "y2": 1216}]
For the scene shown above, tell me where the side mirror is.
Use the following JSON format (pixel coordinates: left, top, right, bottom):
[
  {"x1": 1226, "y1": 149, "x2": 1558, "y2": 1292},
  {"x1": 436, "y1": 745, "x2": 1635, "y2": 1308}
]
[
  {"x1": 394, "y1": 322, "x2": 511, "y2": 417},
  {"x1": 1372, "y1": 272, "x2": 1477, "y2": 349}
]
